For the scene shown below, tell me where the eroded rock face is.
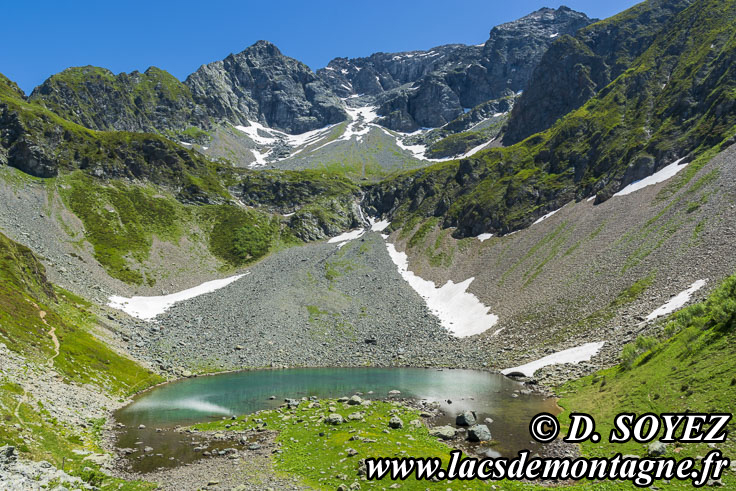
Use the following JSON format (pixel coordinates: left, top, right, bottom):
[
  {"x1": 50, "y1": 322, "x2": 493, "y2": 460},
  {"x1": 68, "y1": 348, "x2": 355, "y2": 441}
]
[
  {"x1": 185, "y1": 41, "x2": 347, "y2": 134},
  {"x1": 503, "y1": 0, "x2": 695, "y2": 144},
  {"x1": 318, "y1": 7, "x2": 594, "y2": 131}
]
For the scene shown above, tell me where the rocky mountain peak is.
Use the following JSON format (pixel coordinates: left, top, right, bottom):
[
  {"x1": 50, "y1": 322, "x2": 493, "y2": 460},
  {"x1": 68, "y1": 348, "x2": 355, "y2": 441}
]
[
  {"x1": 318, "y1": 6, "x2": 595, "y2": 132},
  {"x1": 185, "y1": 40, "x2": 346, "y2": 134}
]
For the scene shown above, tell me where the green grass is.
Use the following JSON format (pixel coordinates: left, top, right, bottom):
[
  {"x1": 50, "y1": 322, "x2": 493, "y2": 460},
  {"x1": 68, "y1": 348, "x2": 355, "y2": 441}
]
[
  {"x1": 59, "y1": 172, "x2": 185, "y2": 285},
  {"x1": 203, "y1": 205, "x2": 287, "y2": 268},
  {"x1": 558, "y1": 271, "x2": 736, "y2": 488},
  {"x1": 0, "y1": 230, "x2": 161, "y2": 489}
]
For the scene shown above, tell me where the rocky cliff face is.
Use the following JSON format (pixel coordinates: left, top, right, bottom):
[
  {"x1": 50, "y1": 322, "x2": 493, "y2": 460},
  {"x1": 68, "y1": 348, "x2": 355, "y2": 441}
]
[
  {"x1": 185, "y1": 41, "x2": 347, "y2": 134},
  {"x1": 503, "y1": 0, "x2": 695, "y2": 144},
  {"x1": 29, "y1": 66, "x2": 210, "y2": 141},
  {"x1": 366, "y1": 0, "x2": 736, "y2": 238},
  {"x1": 318, "y1": 7, "x2": 594, "y2": 132}
]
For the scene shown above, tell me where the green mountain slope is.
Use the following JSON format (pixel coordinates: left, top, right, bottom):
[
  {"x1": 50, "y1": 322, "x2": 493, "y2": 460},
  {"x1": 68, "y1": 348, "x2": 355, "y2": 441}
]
[
  {"x1": 366, "y1": 0, "x2": 736, "y2": 238},
  {"x1": 29, "y1": 65, "x2": 211, "y2": 142},
  {"x1": 559, "y1": 271, "x2": 736, "y2": 487},
  {"x1": 504, "y1": 0, "x2": 695, "y2": 144}
]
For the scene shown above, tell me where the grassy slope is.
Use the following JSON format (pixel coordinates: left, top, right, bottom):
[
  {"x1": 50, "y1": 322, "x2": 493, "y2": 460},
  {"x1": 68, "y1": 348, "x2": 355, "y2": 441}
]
[
  {"x1": 55, "y1": 170, "x2": 358, "y2": 285},
  {"x1": 559, "y1": 272, "x2": 736, "y2": 488},
  {"x1": 2, "y1": 74, "x2": 363, "y2": 285},
  {"x1": 28, "y1": 65, "x2": 209, "y2": 141},
  {"x1": 0, "y1": 230, "x2": 161, "y2": 489}
]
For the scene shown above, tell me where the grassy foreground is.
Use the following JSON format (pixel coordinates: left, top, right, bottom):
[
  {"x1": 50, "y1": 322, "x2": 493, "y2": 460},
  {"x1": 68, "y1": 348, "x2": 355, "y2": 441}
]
[
  {"x1": 0, "y1": 230, "x2": 162, "y2": 490},
  {"x1": 559, "y1": 272, "x2": 736, "y2": 488}
]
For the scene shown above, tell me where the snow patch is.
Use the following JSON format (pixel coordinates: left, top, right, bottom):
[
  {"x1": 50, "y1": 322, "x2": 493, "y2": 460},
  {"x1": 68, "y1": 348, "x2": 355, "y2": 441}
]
[
  {"x1": 614, "y1": 158, "x2": 689, "y2": 197},
  {"x1": 339, "y1": 105, "x2": 379, "y2": 142},
  {"x1": 646, "y1": 280, "x2": 706, "y2": 321},
  {"x1": 234, "y1": 121, "x2": 279, "y2": 145},
  {"x1": 108, "y1": 274, "x2": 248, "y2": 321},
  {"x1": 501, "y1": 342, "x2": 606, "y2": 377},
  {"x1": 328, "y1": 229, "x2": 365, "y2": 245},
  {"x1": 370, "y1": 219, "x2": 391, "y2": 232},
  {"x1": 533, "y1": 208, "x2": 561, "y2": 225},
  {"x1": 476, "y1": 233, "x2": 493, "y2": 242},
  {"x1": 385, "y1": 243, "x2": 499, "y2": 337}
]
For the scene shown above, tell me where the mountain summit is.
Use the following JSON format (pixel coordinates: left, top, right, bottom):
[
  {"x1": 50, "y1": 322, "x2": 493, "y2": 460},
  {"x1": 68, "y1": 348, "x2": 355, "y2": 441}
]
[{"x1": 184, "y1": 40, "x2": 347, "y2": 134}]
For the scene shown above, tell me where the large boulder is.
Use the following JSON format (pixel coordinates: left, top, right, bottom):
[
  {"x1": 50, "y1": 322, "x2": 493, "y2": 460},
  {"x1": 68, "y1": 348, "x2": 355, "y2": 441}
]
[
  {"x1": 429, "y1": 426, "x2": 457, "y2": 440},
  {"x1": 467, "y1": 424, "x2": 492, "y2": 442},
  {"x1": 326, "y1": 413, "x2": 345, "y2": 425},
  {"x1": 456, "y1": 410, "x2": 477, "y2": 426}
]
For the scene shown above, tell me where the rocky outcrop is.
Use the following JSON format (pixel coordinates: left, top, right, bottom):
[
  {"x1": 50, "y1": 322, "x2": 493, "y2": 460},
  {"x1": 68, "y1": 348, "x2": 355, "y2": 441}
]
[
  {"x1": 185, "y1": 41, "x2": 347, "y2": 134},
  {"x1": 503, "y1": 0, "x2": 695, "y2": 144},
  {"x1": 29, "y1": 66, "x2": 210, "y2": 142},
  {"x1": 1, "y1": 78, "x2": 223, "y2": 192},
  {"x1": 319, "y1": 7, "x2": 594, "y2": 131}
]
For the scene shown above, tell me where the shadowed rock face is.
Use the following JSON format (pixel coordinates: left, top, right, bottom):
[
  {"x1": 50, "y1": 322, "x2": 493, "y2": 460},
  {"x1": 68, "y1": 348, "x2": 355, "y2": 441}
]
[
  {"x1": 185, "y1": 41, "x2": 347, "y2": 134},
  {"x1": 318, "y1": 7, "x2": 595, "y2": 131},
  {"x1": 503, "y1": 0, "x2": 696, "y2": 144}
]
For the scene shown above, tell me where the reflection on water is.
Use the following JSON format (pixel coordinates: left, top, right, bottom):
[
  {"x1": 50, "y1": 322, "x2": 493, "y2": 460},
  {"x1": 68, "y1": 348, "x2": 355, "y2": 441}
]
[{"x1": 114, "y1": 367, "x2": 559, "y2": 473}]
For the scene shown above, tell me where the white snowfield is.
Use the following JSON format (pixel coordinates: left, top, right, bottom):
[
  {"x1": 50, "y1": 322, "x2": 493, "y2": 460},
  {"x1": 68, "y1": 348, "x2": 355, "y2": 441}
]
[
  {"x1": 108, "y1": 273, "x2": 248, "y2": 321},
  {"x1": 646, "y1": 279, "x2": 706, "y2": 321},
  {"x1": 327, "y1": 228, "x2": 366, "y2": 248},
  {"x1": 393, "y1": 132, "x2": 494, "y2": 162},
  {"x1": 614, "y1": 158, "x2": 689, "y2": 197},
  {"x1": 532, "y1": 207, "x2": 561, "y2": 225},
  {"x1": 370, "y1": 219, "x2": 391, "y2": 232},
  {"x1": 385, "y1": 243, "x2": 499, "y2": 337},
  {"x1": 234, "y1": 120, "x2": 336, "y2": 166},
  {"x1": 501, "y1": 341, "x2": 606, "y2": 378},
  {"x1": 476, "y1": 233, "x2": 493, "y2": 242},
  {"x1": 340, "y1": 105, "x2": 379, "y2": 143}
]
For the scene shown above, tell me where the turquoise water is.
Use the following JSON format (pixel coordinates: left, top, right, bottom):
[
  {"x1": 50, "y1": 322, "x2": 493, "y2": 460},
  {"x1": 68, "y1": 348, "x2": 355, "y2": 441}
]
[{"x1": 114, "y1": 367, "x2": 558, "y2": 472}]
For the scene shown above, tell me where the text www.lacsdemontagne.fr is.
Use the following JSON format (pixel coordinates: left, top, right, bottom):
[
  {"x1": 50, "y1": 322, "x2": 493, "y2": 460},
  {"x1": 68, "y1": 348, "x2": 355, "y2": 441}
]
[{"x1": 366, "y1": 450, "x2": 730, "y2": 487}]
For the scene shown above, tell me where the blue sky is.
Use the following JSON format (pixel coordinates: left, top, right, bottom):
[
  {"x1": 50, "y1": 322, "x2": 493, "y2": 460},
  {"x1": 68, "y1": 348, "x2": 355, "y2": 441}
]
[{"x1": 2, "y1": 0, "x2": 640, "y2": 94}]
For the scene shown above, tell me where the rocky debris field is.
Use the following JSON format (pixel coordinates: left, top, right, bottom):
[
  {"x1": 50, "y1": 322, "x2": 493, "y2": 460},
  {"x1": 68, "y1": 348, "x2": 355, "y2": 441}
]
[
  {"x1": 119, "y1": 233, "x2": 494, "y2": 373},
  {"x1": 0, "y1": 445, "x2": 91, "y2": 491}
]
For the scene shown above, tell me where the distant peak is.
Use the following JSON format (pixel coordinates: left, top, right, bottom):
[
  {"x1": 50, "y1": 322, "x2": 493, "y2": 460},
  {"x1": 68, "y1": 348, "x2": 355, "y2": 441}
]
[{"x1": 242, "y1": 40, "x2": 283, "y2": 57}]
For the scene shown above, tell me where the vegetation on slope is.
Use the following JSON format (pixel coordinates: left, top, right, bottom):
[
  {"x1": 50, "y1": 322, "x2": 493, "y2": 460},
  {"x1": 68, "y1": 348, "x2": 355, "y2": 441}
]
[
  {"x1": 28, "y1": 65, "x2": 210, "y2": 142},
  {"x1": 366, "y1": 0, "x2": 736, "y2": 238},
  {"x1": 559, "y1": 271, "x2": 736, "y2": 488},
  {"x1": 0, "y1": 230, "x2": 161, "y2": 489}
]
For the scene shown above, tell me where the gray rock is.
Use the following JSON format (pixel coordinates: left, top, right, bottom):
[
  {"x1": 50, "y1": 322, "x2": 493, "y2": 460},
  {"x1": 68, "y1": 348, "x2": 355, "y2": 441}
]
[
  {"x1": 467, "y1": 424, "x2": 492, "y2": 442},
  {"x1": 456, "y1": 410, "x2": 477, "y2": 426},
  {"x1": 647, "y1": 441, "x2": 667, "y2": 457},
  {"x1": 429, "y1": 426, "x2": 456, "y2": 440},
  {"x1": 319, "y1": 7, "x2": 594, "y2": 132},
  {"x1": 347, "y1": 395, "x2": 363, "y2": 405},
  {"x1": 388, "y1": 416, "x2": 404, "y2": 429},
  {"x1": 186, "y1": 41, "x2": 347, "y2": 134},
  {"x1": 326, "y1": 413, "x2": 345, "y2": 425},
  {"x1": 0, "y1": 445, "x2": 16, "y2": 463}
]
